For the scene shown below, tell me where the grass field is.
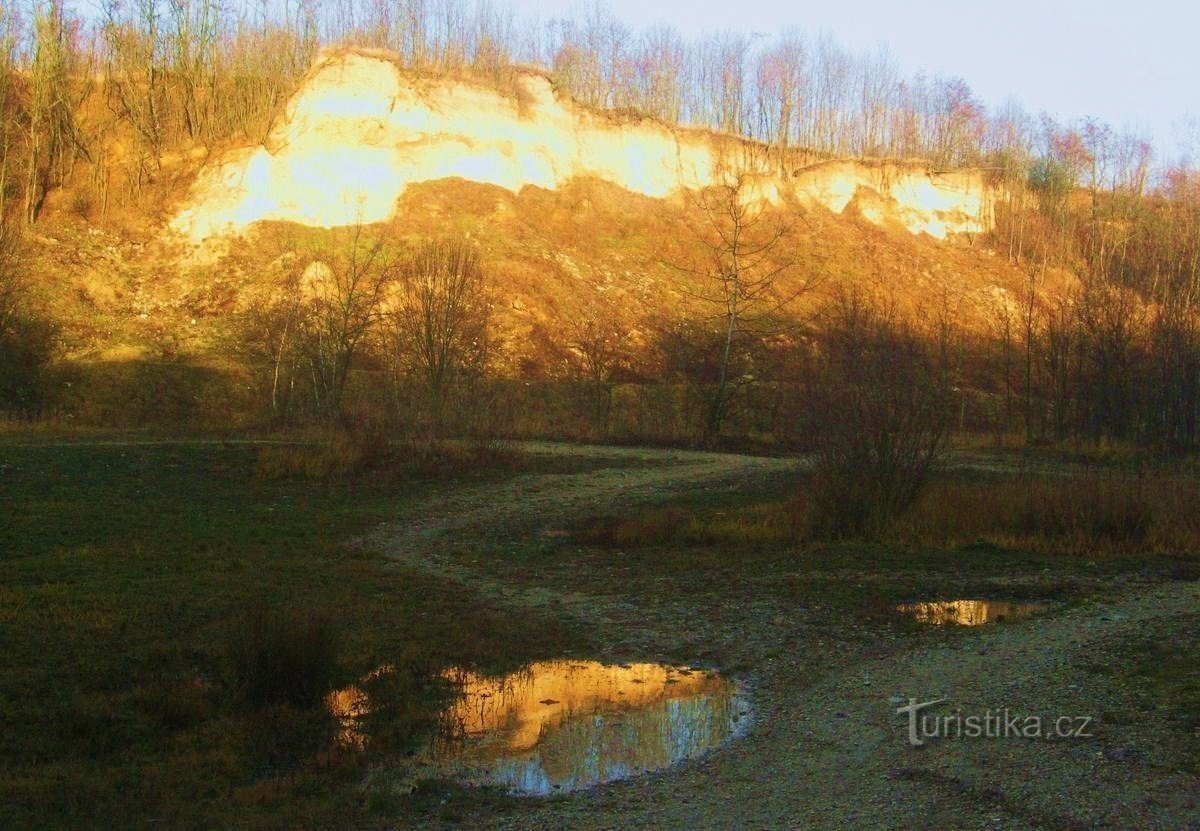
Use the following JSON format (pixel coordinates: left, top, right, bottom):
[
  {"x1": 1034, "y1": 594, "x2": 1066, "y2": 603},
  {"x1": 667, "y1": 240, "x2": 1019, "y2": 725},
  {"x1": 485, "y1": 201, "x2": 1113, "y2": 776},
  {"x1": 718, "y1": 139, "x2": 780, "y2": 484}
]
[{"x1": 0, "y1": 438, "x2": 594, "y2": 829}]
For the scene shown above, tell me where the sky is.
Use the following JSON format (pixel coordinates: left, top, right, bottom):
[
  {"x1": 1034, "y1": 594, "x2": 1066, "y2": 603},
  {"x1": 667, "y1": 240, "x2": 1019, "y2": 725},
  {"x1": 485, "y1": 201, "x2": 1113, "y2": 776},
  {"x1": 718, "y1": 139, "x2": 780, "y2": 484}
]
[{"x1": 513, "y1": 0, "x2": 1199, "y2": 160}]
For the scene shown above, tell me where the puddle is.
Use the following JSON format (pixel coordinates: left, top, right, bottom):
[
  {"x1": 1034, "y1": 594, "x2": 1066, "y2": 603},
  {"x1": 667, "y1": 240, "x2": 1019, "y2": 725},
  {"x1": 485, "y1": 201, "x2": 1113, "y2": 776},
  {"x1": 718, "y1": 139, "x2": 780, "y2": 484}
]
[
  {"x1": 329, "y1": 660, "x2": 749, "y2": 795},
  {"x1": 896, "y1": 599, "x2": 1050, "y2": 626}
]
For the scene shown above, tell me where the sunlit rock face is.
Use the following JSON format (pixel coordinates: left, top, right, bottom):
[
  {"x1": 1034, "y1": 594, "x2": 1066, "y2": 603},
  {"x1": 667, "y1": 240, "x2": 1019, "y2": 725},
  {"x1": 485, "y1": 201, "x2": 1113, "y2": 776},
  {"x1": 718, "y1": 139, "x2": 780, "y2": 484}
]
[{"x1": 171, "y1": 49, "x2": 993, "y2": 241}]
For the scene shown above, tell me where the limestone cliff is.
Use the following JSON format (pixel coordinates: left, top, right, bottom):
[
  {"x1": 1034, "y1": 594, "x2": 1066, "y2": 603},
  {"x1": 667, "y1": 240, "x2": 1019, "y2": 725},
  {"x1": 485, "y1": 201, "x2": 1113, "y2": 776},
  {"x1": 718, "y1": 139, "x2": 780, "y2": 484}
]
[{"x1": 170, "y1": 49, "x2": 993, "y2": 241}]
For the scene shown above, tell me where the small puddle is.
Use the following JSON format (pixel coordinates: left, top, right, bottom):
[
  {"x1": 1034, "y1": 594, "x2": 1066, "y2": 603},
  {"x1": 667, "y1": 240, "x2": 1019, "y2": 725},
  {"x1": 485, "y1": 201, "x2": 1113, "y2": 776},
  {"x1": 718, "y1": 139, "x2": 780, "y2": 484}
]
[
  {"x1": 896, "y1": 599, "x2": 1050, "y2": 626},
  {"x1": 329, "y1": 660, "x2": 749, "y2": 795}
]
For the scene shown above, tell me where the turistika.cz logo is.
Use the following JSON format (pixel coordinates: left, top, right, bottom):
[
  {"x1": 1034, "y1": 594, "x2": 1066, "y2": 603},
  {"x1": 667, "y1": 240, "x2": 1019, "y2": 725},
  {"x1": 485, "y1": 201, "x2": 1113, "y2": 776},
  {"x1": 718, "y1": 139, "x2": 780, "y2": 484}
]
[{"x1": 895, "y1": 697, "x2": 1095, "y2": 747}]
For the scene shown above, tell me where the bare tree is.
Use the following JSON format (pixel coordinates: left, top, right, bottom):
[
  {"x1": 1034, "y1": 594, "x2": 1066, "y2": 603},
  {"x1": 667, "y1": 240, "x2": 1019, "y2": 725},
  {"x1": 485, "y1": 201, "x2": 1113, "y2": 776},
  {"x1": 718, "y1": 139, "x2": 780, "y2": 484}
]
[
  {"x1": 25, "y1": 0, "x2": 84, "y2": 222},
  {"x1": 674, "y1": 154, "x2": 807, "y2": 437},
  {"x1": 386, "y1": 235, "x2": 491, "y2": 430},
  {"x1": 102, "y1": 0, "x2": 167, "y2": 165},
  {"x1": 248, "y1": 225, "x2": 397, "y2": 425},
  {"x1": 564, "y1": 300, "x2": 627, "y2": 432},
  {"x1": 753, "y1": 29, "x2": 805, "y2": 150},
  {"x1": 990, "y1": 291, "x2": 1016, "y2": 436},
  {"x1": 0, "y1": 4, "x2": 21, "y2": 218}
]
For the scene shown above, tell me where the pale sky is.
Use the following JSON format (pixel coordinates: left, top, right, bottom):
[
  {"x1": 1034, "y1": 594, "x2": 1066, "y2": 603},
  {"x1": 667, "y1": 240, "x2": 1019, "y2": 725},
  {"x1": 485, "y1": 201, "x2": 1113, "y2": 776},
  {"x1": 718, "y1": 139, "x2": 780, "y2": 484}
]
[{"x1": 515, "y1": 0, "x2": 1199, "y2": 160}]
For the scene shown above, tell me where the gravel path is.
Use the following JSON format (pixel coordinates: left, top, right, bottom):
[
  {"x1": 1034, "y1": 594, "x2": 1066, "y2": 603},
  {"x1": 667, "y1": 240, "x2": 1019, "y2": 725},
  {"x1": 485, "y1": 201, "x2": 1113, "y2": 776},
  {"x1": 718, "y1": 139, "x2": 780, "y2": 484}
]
[{"x1": 364, "y1": 443, "x2": 801, "y2": 631}]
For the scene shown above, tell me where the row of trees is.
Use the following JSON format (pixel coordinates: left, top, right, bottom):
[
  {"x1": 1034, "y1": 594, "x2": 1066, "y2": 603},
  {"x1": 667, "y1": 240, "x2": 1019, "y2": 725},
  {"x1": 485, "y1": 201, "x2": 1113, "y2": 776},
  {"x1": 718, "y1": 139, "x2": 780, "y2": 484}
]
[
  {"x1": 0, "y1": 0, "x2": 1170, "y2": 223},
  {"x1": 988, "y1": 249, "x2": 1200, "y2": 450},
  {"x1": 221, "y1": 151, "x2": 1200, "y2": 454}
]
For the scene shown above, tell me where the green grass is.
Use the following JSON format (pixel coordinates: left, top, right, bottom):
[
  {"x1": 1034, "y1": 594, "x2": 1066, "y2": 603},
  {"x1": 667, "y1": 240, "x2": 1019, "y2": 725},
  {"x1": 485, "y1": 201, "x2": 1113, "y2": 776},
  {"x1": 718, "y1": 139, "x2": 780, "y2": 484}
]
[
  {"x1": 1126, "y1": 617, "x2": 1200, "y2": 772},
  {"x1": 0, "y1": 438, "x2": 590, "y2": 830}
]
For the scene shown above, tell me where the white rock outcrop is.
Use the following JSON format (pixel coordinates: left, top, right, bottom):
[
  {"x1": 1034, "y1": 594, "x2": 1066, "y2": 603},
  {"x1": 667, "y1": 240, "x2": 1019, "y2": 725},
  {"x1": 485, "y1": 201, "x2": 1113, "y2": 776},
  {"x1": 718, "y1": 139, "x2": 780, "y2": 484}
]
[{"x1": 171, "y1": 49, "x2": 993, "y2": 241}]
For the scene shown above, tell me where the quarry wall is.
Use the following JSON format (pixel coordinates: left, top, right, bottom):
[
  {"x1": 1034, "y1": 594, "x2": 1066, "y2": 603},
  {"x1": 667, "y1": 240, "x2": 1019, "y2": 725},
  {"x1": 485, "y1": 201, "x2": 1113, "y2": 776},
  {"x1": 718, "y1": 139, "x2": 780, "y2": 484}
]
[{"x1": 170, "y1": 50, "x2": 994, "y2": 241}]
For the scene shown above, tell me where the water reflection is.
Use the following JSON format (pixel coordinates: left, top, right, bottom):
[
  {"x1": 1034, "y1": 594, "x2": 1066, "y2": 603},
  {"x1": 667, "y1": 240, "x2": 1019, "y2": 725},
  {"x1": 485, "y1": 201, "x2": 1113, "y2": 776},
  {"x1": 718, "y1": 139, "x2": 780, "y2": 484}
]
[
  {"x1": 329, "y1": 660, "x2": 748, "y2": 795},
  {"x1": 897, "y1": 599, "x2": 1049, "y2": 626}
]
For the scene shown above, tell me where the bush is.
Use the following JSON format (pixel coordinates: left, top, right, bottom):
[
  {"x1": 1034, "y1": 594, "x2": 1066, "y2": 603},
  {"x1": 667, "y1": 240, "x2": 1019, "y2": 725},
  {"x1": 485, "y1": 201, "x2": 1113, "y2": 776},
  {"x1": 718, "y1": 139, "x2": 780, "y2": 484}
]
[
  {"x1": 805, "y1": 291, "x2": 951, "y2": 538},
  {"x1": 227, "y1": 606, "x2": 342, "y2": 708}
]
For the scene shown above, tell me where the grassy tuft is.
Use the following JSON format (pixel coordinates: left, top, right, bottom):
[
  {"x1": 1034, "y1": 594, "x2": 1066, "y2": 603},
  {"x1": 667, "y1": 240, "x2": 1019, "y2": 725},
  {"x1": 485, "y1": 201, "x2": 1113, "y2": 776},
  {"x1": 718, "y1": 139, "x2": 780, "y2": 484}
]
[
  {"x1": 579, "y1": 499, "x2": 800, "y2": 549},
  {"x1": 227, "y1": 606, "x2": 342, "y2": 708}
]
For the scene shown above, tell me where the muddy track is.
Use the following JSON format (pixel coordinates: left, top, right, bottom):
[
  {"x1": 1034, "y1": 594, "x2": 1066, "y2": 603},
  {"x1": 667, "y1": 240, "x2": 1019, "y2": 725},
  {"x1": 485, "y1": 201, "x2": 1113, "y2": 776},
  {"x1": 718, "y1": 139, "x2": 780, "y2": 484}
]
[{"x1": 361, "y1": 444, "x2": 1199, "y2": 830}]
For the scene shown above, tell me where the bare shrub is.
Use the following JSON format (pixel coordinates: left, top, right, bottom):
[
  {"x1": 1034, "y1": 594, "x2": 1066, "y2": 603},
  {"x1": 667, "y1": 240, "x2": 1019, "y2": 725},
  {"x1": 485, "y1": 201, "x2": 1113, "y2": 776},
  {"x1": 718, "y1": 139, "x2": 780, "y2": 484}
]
[
  {"x1": 227, "y1": 606, "x2": 341, "y2": 709},
  {"x1": 384, "y1": 235, "x2": 492, "y2": 432},
  {"x1": 1014, "y1": 473, "x2": 1153, "y2": 547},
  {"x1": 805, "y1": 291, "x2": 952, "y2": 537}
]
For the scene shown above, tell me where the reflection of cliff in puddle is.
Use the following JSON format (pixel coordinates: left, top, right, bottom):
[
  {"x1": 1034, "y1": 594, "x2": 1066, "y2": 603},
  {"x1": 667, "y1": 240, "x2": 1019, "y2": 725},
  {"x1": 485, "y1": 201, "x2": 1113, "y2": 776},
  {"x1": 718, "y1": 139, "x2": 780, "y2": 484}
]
[
  {"x1": 438, "y1": 661, "x2": 746, "y2": 794},
  {"x1": 333, "y1": 660, "x2": 748, "y2": 795},
  {"x1": 896, "y1": 599, "x2": 1049, "y2": 626}
]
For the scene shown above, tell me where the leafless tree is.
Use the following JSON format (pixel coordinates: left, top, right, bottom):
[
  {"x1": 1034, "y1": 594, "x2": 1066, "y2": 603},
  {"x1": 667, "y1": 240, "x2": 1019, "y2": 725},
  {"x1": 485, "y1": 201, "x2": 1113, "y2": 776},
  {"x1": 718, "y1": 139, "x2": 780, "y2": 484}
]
[
  {"x1": 25, "y1": 0, "x2": 86, "y2": 222},
  {"x1": 674, "y1": 153, "x2": 809, "y2": 437},
  {"x1": 248, "y1": 225, "x2": 397, "y2": 424},
  {"x1": 0, "y1": 5, "x2": 21, "y2": 218},
  {"x1": 385, "y1": 235, "x2": 491, "y2": 430},
  {"x1": 564, "y1": 301, "x2": 627, "y2": 431}
]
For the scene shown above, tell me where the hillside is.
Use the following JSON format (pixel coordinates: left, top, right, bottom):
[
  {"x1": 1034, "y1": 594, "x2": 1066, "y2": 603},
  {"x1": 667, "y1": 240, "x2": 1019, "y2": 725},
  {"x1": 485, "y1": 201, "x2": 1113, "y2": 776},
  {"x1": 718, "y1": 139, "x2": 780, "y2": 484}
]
[{"x1": 26, "y1": 50, "x2": 1033, "y2": 374}]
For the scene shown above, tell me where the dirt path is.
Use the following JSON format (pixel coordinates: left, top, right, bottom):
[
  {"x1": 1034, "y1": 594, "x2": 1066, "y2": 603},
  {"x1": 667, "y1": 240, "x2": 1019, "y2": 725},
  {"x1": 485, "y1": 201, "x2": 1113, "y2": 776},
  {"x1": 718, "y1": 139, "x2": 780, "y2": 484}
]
[
  {"x1": 362, "y1": 444, "x2": 1198, "y2": 830},
  {"x1": 364, "y1": 443, "x2": 801, "y2": 631}
]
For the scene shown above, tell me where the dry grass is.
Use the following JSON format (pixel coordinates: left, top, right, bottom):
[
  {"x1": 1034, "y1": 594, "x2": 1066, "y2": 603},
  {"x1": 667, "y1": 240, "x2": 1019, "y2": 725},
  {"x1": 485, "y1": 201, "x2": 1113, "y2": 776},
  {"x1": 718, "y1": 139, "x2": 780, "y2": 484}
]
[
  {"x1": 254, "y1": 430, "x2": 387, "y2": 480},
  {"x1": 254, "y1": 430, "x2": 528, "y2": 481},
  {"x1": 581, "y1": 468, "x2": 1200, "y2": 556},
  {"x1": 898, "y1": 471, "x2": 1200, "y2": 554}
]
